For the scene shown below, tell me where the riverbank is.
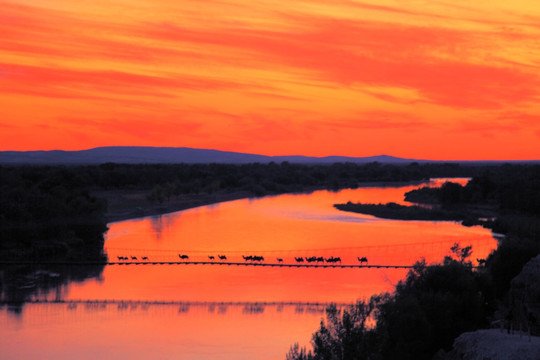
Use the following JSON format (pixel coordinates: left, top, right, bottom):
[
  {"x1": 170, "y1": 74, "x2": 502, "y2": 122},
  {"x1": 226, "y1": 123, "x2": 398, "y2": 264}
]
[
  {"x1": 334, "y1": 202, "x2": 466, "y2": 221},
  {"x1": 96, "y1": 189, "x2": 255, "y2": 223},
  {"x1": 4, "y1": 162, "x2": 459, "y2": 263},
  {"x1": 99, "y1": 179, "x2": 432, "y2": 223},
  {"x1": 333, "y1": 201, "x2": 492, "y2": 227}
]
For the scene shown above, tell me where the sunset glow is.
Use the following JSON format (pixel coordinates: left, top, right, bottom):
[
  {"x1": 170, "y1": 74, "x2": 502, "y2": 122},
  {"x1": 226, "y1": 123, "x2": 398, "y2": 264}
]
[{"x1": 1, "y1": 0, "x2": 540, "y2": 159}]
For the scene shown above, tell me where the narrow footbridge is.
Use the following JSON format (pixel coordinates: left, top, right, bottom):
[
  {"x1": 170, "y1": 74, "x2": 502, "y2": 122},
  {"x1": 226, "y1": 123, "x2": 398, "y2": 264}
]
[
  {"x1": 0, "y1": 260, "x2": 450, "y2": 269},
  {"x1": 108, "y1": 261, "x2": 416, "y2": 269}
]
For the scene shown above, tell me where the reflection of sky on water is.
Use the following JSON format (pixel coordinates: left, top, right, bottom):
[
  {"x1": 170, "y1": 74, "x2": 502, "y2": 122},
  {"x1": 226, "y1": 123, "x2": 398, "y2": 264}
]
[
  {"x1": 283, "y1": 211, "x2": 374, "y2": 223},
  {"x1": 4, "y1": 300, "x2": 335, "y2": 316},
  {"x1": 1, "y1": 302, "x2": 327, "y2": 360},
  {"x1": 0, "y1": 178, "x2": 497, "y2": 360},
  {"x1": 67, "y1": 178, "x2": 498, "y2": 306}
]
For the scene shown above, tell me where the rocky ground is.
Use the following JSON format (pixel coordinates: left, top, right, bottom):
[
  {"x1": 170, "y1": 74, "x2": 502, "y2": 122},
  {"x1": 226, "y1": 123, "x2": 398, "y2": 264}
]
[
  {"x1": 437, "y1": 329, "x2": 540, "y2": 360},
  {"x1": 511, "y1": 254, "x2": 540, "y2": 331}
]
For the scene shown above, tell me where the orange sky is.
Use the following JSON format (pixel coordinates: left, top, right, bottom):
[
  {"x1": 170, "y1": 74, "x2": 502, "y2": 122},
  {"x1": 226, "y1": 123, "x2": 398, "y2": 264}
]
[{"x1": 1, "y1": 0, "x2": 540, "y2": 160}]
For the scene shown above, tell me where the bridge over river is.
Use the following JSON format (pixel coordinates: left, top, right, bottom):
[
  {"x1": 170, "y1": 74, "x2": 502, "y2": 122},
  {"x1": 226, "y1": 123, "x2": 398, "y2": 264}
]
[{"x1": 0, "y1": 260, "x2": 483, "y2": 269}]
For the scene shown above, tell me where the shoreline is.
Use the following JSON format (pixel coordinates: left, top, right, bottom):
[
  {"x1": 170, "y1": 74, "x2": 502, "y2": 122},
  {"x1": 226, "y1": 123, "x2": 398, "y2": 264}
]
[
  {"x1": 103, "y1": 190, "x2": 255, "y2": 223},
  {"x1": 333, "y1": 202, "x2": 489, "y2": 226},
  {"x1": 101, "y1": 179, "x2": 434, "y2": 224}
]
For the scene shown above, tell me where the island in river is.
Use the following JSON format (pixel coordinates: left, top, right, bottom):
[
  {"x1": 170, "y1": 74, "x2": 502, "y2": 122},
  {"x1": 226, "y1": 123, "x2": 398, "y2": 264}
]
[{"x1": 333, "y1": 201, "x2": 480, "y2": 225}]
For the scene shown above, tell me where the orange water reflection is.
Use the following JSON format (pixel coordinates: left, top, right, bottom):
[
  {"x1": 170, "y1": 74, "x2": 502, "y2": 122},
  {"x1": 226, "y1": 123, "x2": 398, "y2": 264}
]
[
  {"x1": 67, "y1": 178, "x2": 494, "y2": 304},
  {"x1": 1, "y1": 302, "x2": 324, "y2": 360},
  {"x1": 1, "y1": 179, "x2": 498, "y2": 359}
]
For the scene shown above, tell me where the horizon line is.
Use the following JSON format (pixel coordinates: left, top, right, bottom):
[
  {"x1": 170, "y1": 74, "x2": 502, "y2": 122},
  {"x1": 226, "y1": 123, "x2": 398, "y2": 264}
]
[{"x1": 1, "y1": 145, "x2": 539, "y2": 162}]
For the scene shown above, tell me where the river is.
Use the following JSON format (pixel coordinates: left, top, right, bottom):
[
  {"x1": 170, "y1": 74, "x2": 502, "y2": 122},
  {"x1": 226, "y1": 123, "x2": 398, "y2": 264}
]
[{"x1": 0, "y1": 179, "x2": 498, "y2": 359}]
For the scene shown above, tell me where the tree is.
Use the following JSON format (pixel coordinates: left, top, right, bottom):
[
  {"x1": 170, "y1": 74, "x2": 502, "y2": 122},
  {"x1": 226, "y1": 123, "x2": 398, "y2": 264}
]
[
  {"x1": 375, "y1": 257, "x2": 493, "y2": 360},
  {"x1": 449, "y1": 242, "x2": 472, "y2": 263},
  {"x1": 286, "y1": 299, "x2": 380, "y2": 360}
]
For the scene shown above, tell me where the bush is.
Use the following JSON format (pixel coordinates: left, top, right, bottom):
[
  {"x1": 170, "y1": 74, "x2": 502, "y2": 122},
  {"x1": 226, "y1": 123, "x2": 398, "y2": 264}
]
[
  {"x1": 375, "y1": 257, "x2": 493, "y2": 360},
  {"x1": 287, "y1": 249, "x2": 495, "y2": 360},
  {"x1": 487, "y1": 236, "x2": 539, "y2": 297},
  {"x1": 286, "y1": 298, "x2": 381, "y2": 360}
]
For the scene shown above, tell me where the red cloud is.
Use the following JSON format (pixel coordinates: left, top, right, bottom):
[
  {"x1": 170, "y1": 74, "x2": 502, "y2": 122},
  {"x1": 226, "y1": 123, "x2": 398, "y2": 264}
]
[
  {"x1": 0, "y1": 63, "x2": 251, "y2": 99},
  {"x1": 139, "y1": 18, "x2": 540, "y2": 109},
  {"x1": 3, "y1": 1, "x2": 539, "y2": 110}
]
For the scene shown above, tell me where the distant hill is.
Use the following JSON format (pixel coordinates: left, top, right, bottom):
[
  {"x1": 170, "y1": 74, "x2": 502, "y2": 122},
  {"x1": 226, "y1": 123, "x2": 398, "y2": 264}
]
[
  {"x1": 0, "y1": 146, "x2": 537, "y2": 165},
  {"x1": 0, "y1": 146, "x2": 420, "y2": 164}
]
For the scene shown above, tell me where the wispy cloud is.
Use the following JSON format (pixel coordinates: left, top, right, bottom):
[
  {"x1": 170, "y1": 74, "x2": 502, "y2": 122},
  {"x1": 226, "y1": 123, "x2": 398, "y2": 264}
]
[
  {"x1": 138, "y1": 16, "x2": 540, "y2": 108},
  {"x1": 0, "y1": 63, "x2": 252, "y2": 99},
  {"x1": 1, "y1": 0, "x2": 539, "y2": 158}
]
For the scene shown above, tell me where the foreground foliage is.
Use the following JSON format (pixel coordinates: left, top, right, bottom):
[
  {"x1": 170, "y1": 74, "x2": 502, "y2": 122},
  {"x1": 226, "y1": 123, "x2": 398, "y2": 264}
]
[
  {"x1": 287, "y1": 299, "x2": 380, "y2": 360},
  {"x1": 376, "y1": 257, "x2": 494, "y2": 360},
  {"x1": 287, "y1": 248, "x2": 494, "y2": 360},
  {"x1": 291, "y1": 165, "x2": 540, "y2": 360}
]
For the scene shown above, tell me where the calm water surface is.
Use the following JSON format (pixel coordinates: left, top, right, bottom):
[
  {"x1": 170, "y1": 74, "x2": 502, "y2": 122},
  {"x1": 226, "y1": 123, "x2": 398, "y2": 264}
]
[{"x1": 1, "y1": 179, "x2": 498, "y2": 359}]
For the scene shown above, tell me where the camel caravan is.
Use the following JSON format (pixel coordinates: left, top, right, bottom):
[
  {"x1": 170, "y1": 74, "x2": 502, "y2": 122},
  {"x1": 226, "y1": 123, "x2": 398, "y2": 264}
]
[{"x1": 114, "y1": 253, "x2": 370, "y2": 266}]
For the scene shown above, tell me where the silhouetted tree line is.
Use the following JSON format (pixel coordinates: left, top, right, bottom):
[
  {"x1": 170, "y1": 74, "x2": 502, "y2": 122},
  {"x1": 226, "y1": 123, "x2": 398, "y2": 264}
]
[
  {"x1": 405, "y1": 165, "x2": 540, "y2": 216},
  {"x1": 114, "y1": 162, "x2": 485, "y2": 201},
  {"x1": 334, "y1": 202, "x2": 469, "y2": 222},
  {"x1": 0, "y1": 166, "x2": 107, "y2": 261},
  {"x1": 58, "y1": 162, "x2": 486, "y2": 190}
]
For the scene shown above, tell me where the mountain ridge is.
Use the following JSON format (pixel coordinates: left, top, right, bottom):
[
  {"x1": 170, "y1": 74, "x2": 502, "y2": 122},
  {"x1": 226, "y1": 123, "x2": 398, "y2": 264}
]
[{"x1": 0, "y1": 146, "x2": 537, "y2": 164}]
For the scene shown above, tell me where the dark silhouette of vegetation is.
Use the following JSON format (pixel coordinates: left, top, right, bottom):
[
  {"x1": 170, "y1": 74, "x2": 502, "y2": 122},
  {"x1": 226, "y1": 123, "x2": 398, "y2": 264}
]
[
  {"x1": 133, "y1": 162, "x2": 474, "y2": 201},
  {"x1": 292, "y1": 164, "x2": 540, "y2": 359},
  {"x1": 375, "y1": 255, "x2": 494, "y2": 360},
  {"x1": 334, "y1": 202, "x2": 472, "y2": 223},
  {"x1": 486, "y1": 237, "x2": 539, "y2": 298},
  {"x1": 405, "y1": 165, "x2": 540, "y2": 298},
  {"x1": 7, "y1": 161, "x2": 481, "y2": 195},
  {"x1": 338, "y1": 165, "x2": 540, "y2": 301},
  {"x1": 286, "y1": 299, "x2": 381, "y2": 360},
  {"x1": 405, "y1": 165, "x2": 540, "y2": 217},
  {"x1": 0, "y1": 166, "x2": 108, "y2": 262},
  {"x1": 0, "y1": 161, "x2": 482, "y2": 231},
  {"x1": 287, "y1": 245, "x2": 495, "y2": 360}
]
